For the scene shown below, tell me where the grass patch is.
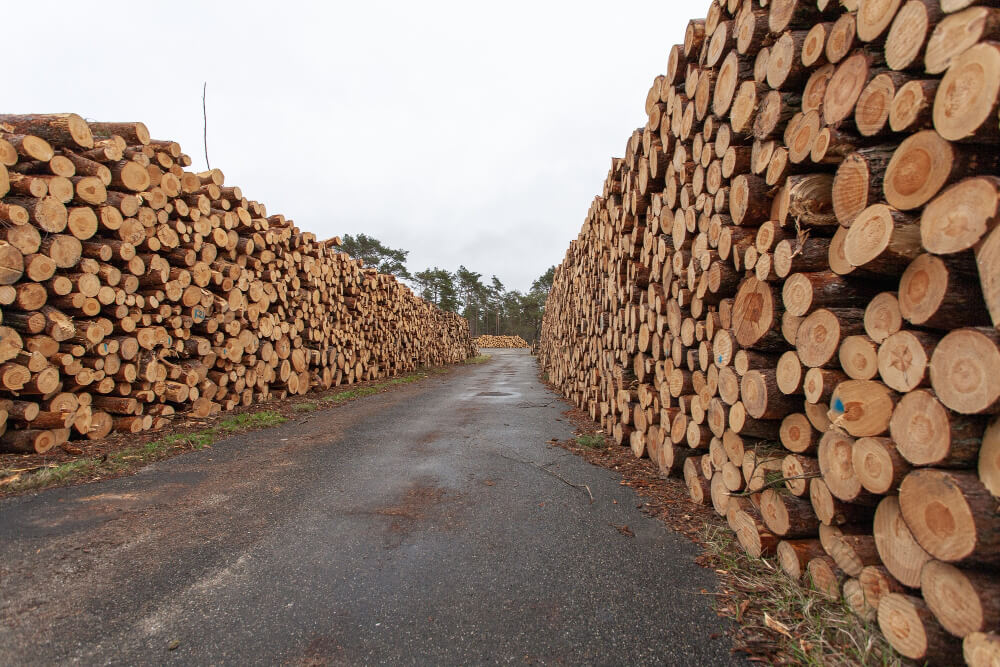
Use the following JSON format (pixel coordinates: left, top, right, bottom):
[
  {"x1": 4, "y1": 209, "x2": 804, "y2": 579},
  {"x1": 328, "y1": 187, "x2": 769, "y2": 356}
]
[
  {"x1": 160, "y1": 431, "x2": 216, "y2": 450},
  {"x1": 700, "y1": 525, "x2": 903, "y2": 666},
  {"x1": 0, "y1": 409, "x2": 289, "y2": 494},
  {"x1": 1, "y1": 362, "x2": 453, "y2": 496},
  {"x1": 323, "y1": 386, "x2": 379, "y2": 402},
  {"x1": 388, "y1": 374, "x2": 423, "y2": 385},
  {"x1": 219, "y1": 410, "x2": 286, "y2": 431},
  {"x1": 4, "y1": 459, "x2": 95, "y2": 491},
  {"x1": 576, "y1": 434, "x2": 607, "y2": 449},
  {"x1": 464, "y1": 354, "x2": 492, "y2": 365}
]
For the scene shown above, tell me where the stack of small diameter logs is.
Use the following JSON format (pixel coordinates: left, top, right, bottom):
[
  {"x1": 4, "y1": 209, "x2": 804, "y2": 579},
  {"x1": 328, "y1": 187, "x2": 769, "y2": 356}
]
[
  {"x1": 474, "y1": 335, "x2": 530, "y2": 348},
  {"x1": 0, "y1": 113, "x2": 474, "y2": 455},
  {"x1": 539, "y1": 0, "x2": 1000, "y2": 664}
]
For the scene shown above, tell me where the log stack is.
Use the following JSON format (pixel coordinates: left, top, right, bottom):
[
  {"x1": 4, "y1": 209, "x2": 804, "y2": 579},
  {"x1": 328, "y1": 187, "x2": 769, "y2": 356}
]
[
  {"x1": 0, "y1": 114, "x2": 474, "y2": 455},
  {"x1": 539, "y1": 1, "x2": 1000, "y2": 664},
  {"x1": 474, "y1": 335, "x2": 530, "y2": 348}
]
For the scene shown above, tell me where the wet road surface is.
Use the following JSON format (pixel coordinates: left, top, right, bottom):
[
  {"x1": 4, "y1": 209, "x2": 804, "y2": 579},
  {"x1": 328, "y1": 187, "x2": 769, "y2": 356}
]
[{"x1": 0, "y1": 349, "x2": 739, "y2": 665}]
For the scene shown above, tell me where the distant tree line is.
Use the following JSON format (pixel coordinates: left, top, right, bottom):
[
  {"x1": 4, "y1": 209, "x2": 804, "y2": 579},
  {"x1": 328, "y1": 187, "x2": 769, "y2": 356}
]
[{"x1": 337, "y1": 234, "x2": 554, "y2": 342}]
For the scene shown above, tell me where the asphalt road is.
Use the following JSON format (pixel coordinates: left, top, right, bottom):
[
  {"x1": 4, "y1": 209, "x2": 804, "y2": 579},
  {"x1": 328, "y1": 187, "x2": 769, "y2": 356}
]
[{"x1": 0, "y1": 350, "x2": 739, "y2": 666}]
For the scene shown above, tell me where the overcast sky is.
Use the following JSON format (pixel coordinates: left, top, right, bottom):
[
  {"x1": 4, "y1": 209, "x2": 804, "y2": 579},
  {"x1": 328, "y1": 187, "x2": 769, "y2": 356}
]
[{"x1": 9, "y1": 1, "x2": 689, "y2": 292}]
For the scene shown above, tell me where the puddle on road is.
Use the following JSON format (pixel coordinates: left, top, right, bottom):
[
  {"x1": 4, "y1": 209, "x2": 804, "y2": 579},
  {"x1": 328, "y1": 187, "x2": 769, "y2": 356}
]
[{"x1": 476, "y1": 391, "x2": 512, "y2": 397}]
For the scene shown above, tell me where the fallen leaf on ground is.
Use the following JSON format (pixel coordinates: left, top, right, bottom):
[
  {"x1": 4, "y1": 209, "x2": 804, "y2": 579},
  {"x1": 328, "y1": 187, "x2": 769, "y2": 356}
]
[
  {"x1": 612, "y1": 523, "x2": 634, "y2": 537},
  {"x1": 764, "y1": 613, "x2": 793, "y2": 639},
  {"x1": 737, "y1": 599, "x2": 750, "y2": 622}
]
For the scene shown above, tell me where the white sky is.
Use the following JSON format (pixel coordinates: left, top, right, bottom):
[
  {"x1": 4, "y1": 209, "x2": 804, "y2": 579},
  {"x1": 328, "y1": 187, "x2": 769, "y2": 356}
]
[{"x1": 9, "y1": 1, "x2": 690, "y2": 292}]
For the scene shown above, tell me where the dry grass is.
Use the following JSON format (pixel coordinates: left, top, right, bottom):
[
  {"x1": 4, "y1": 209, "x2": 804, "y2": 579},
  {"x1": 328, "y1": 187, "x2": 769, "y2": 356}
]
[{"x1": 699, "y1": 525, "x2": 907, "y2": 666}]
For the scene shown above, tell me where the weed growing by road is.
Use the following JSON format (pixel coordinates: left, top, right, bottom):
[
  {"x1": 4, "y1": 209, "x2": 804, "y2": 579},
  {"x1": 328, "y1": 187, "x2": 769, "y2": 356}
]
[
  {"x1": 292, "y1": 402, "x2": 318, "y2": 412},
  {"x1": 220, "y1": 410, "x2": 286, "y2": 431},
  {"x1": 576, "y1": 434, "x2": 607, "y2": 449},
  {"x1": 463, "y1": 354, "x2": 492, "y2": 365},
  {"x1": 700, "y1": 525, "x2": 903, "y2": 666},
  {"x1": 323, "y1": 387, "x2": 379, "y2": 402}
]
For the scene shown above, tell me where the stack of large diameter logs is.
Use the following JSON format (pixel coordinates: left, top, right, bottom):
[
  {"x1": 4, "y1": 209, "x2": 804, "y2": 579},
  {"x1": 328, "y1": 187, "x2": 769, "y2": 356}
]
[
  {"x1": 474, "y1": 335, "x2": 530, "y2": 348},
  {"x1": 539, "y1": 0, "x2": 1000, "y2": 664},
  {"x1": 0, "y1": 113, "x2": 474, "y2": 455}
]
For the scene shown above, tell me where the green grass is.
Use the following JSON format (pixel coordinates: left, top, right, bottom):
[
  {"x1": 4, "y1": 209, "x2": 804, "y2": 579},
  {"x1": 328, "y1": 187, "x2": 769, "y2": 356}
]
[
  {"x1": 0, "y1": 362, "x2": 455, "y2": 496},
  {"x1": 576, "y1": 434, "x2": 607, "y2": 449},
  {"x1": 388, "y1": 375, "x2": 422, "y2": 385},
  {"x1": 5, "y1": 459, "x2": 95, "y2": 491},
  {"x1": 322, "y1": 386, "x2": 379, "y2": 402},
  {"x1": 700, "y1": 525, "x2": 903, "y2": 666},
  {"x1": 464, "y1": 354, "x2": 492, "y2": 365},
  {"x1": 0, "y1": 409, "x2": 288, "y2": 494},
  {"x1": 219, "y1": 410, "x2": 286, "y2": 431}
]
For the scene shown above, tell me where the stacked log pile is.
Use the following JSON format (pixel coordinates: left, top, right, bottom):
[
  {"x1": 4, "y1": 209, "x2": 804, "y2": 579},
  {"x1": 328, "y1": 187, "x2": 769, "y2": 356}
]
[
  {"x1": 539, "y1": 1, "x2": 1000, "y2": 663},
  {"x1": 474, "y1": 335, "x2": 530, "y2": 348},
  {"x1": 0, "y1": 114, "x2": 474, "y2": 455}
]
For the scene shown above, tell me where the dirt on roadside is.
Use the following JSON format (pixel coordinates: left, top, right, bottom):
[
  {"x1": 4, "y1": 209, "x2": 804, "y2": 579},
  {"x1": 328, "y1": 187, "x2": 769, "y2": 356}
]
[{"x1": 0, "y1": 365, "x2": 458, "y2": 498}]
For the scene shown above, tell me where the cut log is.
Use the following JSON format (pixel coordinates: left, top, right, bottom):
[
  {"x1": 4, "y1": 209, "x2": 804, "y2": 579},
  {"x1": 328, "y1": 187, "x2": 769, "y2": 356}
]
[
  {"x1": 863, "y1": 292, "x2": 902, "y2": 344},
  {"x1": 899, "y1": 254, "x2": 990, "y2": 330},
  {"x1": 820, "y1": 523, "x2": 881, "y2": 577},
  {"x1": 921, "y1": 177, "x2": 1000, "y2": 255},
  {"x1": 840, "y1": 335, "x2": 880, "y2": 381},
  {"x1": 852, "y1": 436, "x2": 911, "y2": 495},
  {"x1": 782, "y1": 452, "x2": 819, "y2": 497},
  {"x1": 922, "y1": 559, "x2": 1000, "y2": 637},
  {"x1": 859, "y1": 565, "x2": 906, "y2": 611},
  {"x1": 877, "y1": 330, "x2": 937, "y2": 392},
  {"x1": 884, "y1": 130, "x2": 1000, "y2": 211},
  {"x1": 878, "y1": 593, "x2": 962, "y2": 663},
  {"x1": 832, "y1": 146, "x2": 895, "y2": 226},
  {"x1": 843, "y1": 204, "x2": 921, "y2": 273},
  {"x1": 899, "y1": 469, "x2": 1000, "y2": 566},
  {"x1": 811, "y1": 477, "x2": 875, "y2": 526},
  {"x1": 884, "y1": 0, "x2": 941, "y2": 71},
  {"x1": 873, "y1": 495, "x2": 932, "y2": 588},
  {"x1": 778, "y1": 538, "x2": 827, "y2": 580},
  {"x1": 929, "y1": 328, "x2": 1000, "y2": 415},
  {"x1": 843, "y1": 578, "x2": 876, "y2": 621},
  {"x1": 761, "y1": 487, "x2": 821, "y2": 537},
  {"x1": 981, "y1": 417, "x2": 1000, "y2": 498},
  {"x1": 891, "y1": 390, "x2": 984, "y2": 469},
  {"x1": 807, "y1": 555, "x2": 844, "y2": 600},
  {"x1": 933, "y1": 42, "x2": 1000, "y2": 142},
  {"x1": 828, "y1": 379, "x2": 897, "y2": 437},
  {"x1": 965, "y1": 632, "x2": 1000, "y2": 667},
  {"x1": 889, "y1": 79, "x2": 939, "y2": 133},
  {"x1": 796, "y1": 308, "x2": 865, "y2": 369}
]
